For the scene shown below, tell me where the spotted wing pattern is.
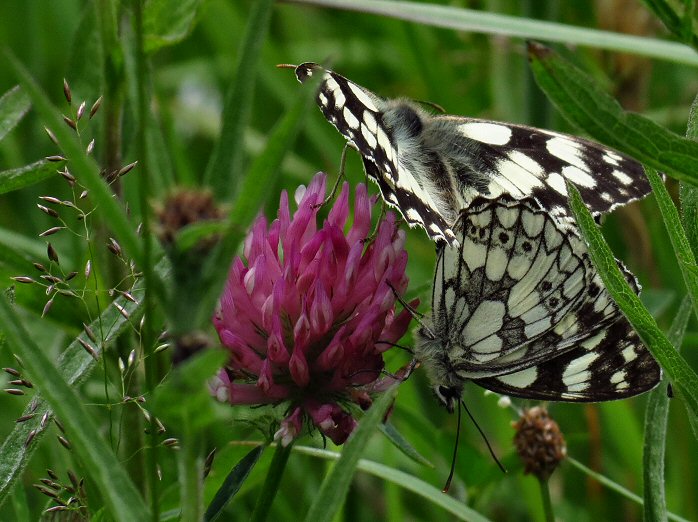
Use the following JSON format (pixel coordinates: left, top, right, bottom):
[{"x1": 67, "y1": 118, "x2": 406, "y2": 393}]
[
  {"x1": 295, "y1": 62, "x2": 458, "y2": 244},
  {"x1": 294, "y1": 62, "x2": 652, "y2": 246},
  {"x1": 417, "y1": 196, "x2": 660, "y2": 401}
]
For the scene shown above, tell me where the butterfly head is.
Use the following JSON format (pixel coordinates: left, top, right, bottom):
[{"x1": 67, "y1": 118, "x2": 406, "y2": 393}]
[
  {"x1": 433, "y1": 384, "x2": 462, "y2": 414},
  {"x1": 415, "y1": 325, "x2": 464, "y2": 413}
]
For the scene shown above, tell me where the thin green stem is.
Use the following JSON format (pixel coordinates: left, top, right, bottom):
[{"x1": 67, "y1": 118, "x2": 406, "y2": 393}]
[
  {"x1": 132, "y1": 1, "x2": 159, "y2": 519},
  {"x1": 567, "y1": 457, "x2": 691, "y2": 522},
  {"x1": 250, "y1": 442, "x2": 294, "y2": 522},
  {"x1": 179, "y1": 428, "x2": 205, "y2": 522},
  {"x1": 538, "y1": 477, "x2": 555, "y2": 522}
]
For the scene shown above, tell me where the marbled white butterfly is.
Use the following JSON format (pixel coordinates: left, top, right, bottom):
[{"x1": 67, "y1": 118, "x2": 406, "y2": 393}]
[
  {"x1": 293, "y1": 62, "x2": 651, "y2": 246},
  {"x1": 293, "y1": 62, "x2": 660, "y2": 405}
]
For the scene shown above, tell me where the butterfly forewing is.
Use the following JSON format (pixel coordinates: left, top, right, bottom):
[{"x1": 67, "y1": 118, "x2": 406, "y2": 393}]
[{"x1": 295, "y1": 62, "x2": 652, "y2": 247}]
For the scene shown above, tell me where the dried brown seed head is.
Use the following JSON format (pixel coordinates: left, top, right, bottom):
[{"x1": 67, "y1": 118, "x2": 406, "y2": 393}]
[{"x1": 513, "y1": 406, "x2": 567, "y2": 481}]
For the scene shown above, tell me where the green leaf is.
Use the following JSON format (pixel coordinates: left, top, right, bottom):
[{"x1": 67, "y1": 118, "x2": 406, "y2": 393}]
[
  {"x1": 0, "y1": 160, "x2": 57, "y2": 195},
  {"x1": 639, "y1": 0, "x2": 698, "y2": 48},
  {"x1": 0, "y1": 295, "x2": 150, "y2": 521},
  {"x1": 203, "y1": 0, "x2": 275, "y2": 197},
  {"x1": 0, "y1": 85, "x2": 30, "y2": 142},
  {"x1": 379, "y1": 421, "x2": 433, "y2": 468},
  {"x1": 289, "y1": 0, "x2": 698, "y2": 66},
  {"x1": 680, "y1": 93, "x2": 698, "y2": 270},
  {"x1": 144, "y1": 0, "x2": 203, "y2": 53},
  {"x1": 528, "y1": 42, "x2": 698, "y2": 186},
  {"x1": 643, "y1": 296, "x2": 692, "y2": 522},
  {"x1": 205, "y1": 445, "x2": 265, "y2": 522},
  {"x1": 0, "y1": 286, "x2": 146, "y2": 509},
  {"x1": 645, "y1": 167, "x2": 698, "y2": 320},
  {"x1": 294, "y1": 446, "x2": 494, "y2": 522},
  {"x1": 303, "y1": 386, "x2": 399, "y2": 522},
  {"x1": 567, "y1": 182, "x2": 698, "y2": 440}
]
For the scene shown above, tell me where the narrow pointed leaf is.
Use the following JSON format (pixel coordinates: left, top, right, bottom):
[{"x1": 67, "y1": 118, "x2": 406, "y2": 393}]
[
  {"x1": 0, "y1": 295, "x2": 150, "y2": 521},
  {"x1": 568, "y1": 182, "x2": 698, "y2": 439},
  {"x1": 205, "y1": 445, "x2": 265, "y2": 522},
  {"x1": 0, "y1": 86, "x2": 30, "y2": 142},
  {"x1": 303, "y1": 385, "x2": 399, "y2": 522},
  {"x1": 203, "y1": 0, "x2": 275, "y2": 196},
  {"x1": 528, "y1": 42, "x2": 698, "y2": 186},
  {"x1": 288, "y1": 0, "x2": 698, "y2": 65},
  {"x1": 295, "y1": 446, "x2": 494, "y2": 522},
  {"x1": 643, "y1": 297, "x2": 692, "y2": 522},
  {"x1": 379, "y1": 422, "x2": 432, "y2": 467},
  {"x1": 639, "y1": 0, "x2": 698, "y2": 48},
  {"x1": 0, "y1": 160, "x2": 56, "y2": 195},
  {"x1": 645, "y1": 167, "x2": 698, "y2": 320}
]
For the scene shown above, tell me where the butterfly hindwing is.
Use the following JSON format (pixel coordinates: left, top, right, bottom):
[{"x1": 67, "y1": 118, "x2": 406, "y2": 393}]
[
  {"x1": 473, "y1": 326, "x2": 660, "y2": 402},
  {"x1": 417, "y1": 196, "x2": 660, "y2": 402}
]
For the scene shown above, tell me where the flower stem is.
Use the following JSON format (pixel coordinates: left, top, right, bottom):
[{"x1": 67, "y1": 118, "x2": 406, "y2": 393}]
[
  {"x1": 538, "y1": 477, "x2": 555, "y2": 522},
  {"x1": 250, "y1": 442, "x2": 294, "y2": 522}
]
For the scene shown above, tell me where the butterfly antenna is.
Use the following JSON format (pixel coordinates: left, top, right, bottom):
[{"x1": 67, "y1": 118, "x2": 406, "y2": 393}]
[
  {"x1": 385, "y1": 282, "x2": 437, "y2": 339},
  {"x1": 461, "y1": 400, "x2": 507, "y2": 474},
  {"x1": 374, "y1": 340, "x2": 414, "y2": 355},
  {"x1": 442, "y1": 399, "x2": 462, "y2": 493},
  {"x1": 385, "y1": 282, "x2": 424, "y2": 318}
]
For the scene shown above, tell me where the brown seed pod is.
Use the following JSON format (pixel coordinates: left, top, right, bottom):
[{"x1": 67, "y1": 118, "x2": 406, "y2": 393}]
[{"x1": 512, "y1": 406, "x2": 567, "y2": 481}]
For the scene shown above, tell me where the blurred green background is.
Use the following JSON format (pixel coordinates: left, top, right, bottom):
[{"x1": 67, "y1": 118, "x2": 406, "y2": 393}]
[{"x1": 0, "y1": 0, "x2": 696, "y2": 520}]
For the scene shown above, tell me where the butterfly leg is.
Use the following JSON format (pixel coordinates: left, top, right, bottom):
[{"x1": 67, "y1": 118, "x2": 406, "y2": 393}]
[{"x1": 315, "y1": 143, "x2": 350, "y2": 209}]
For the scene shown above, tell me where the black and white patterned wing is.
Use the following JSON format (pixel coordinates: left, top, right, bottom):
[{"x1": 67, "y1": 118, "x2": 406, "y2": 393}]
[
  {"x1": 418, "y1": 196, "x2": 660, "y2": 401},
  {"x1": 294, "y1": 62, "x2": 457, "y2": 244},
  {"x1": 295, "y1": 63, "x2": 652, "y2": 246},
  {"x1": 445, "y1": 118, "x2": 650, "y2": 224},
  {"x1": 472, "y1": 326, "x2": 660, "y2": 401}
]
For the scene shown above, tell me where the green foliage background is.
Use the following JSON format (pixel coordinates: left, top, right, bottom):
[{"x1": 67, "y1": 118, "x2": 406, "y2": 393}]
[{"x1": 0, "y1": 0, "x2": 696, "y2": 520}]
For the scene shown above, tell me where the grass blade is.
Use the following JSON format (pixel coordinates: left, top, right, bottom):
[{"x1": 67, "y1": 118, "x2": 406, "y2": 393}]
[
  {"x1": 203, "y1": 0, "x2": 275, "y2": 197},
  {"x1": 645, "y1": 167, "x2": 698, "y2": 320},
  {"x1": 567, "y1": 457, "x2": 691, "y2": 522},
  {"x1": 0, "y1": 295, "x2": 150, "y2": 521},
  {"x1": 205, "y1": 445, "x2": 266, "y2": 522},
  {"x1": 528, "y1": 42, "x2": 698, "y2": 186},
  {"x1": 303, "y1": 385, "x2": 399, "y2": 522},
  {"x1": 0, "y1": 85, "x2": 29, "y2": 142},
  {"x1": 0, "y1": 160, "x2": 57, "y2": 195},
  {"x1": 568, "y1": 182, "x2": 698, "y2": 439},
  {"x1": 286, "y1": 0, "x2": 698, "y2": 66},
  {"x1": 295, "y1": 446, "x2": 494, "y2": 522},
  {"x1": 643, "y1": 296, "x2": 692, "y2": 522},
  {"x1": 0, "y1": 287, "x2": 145, "y2": 508}
]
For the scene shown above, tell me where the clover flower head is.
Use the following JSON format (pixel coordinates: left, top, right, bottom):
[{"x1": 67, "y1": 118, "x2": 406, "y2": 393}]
[{"x1": 213, "y1": 173, "x2": 415, "y2": 445}]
